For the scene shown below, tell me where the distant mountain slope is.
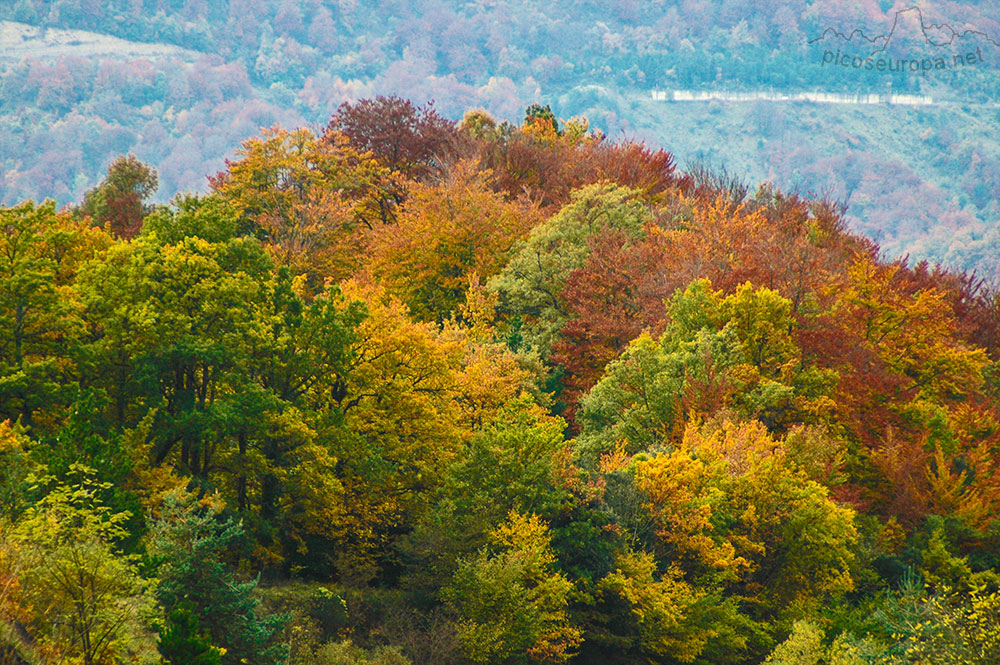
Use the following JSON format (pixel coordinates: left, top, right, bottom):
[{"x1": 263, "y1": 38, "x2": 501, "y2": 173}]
[
  {"x1": 0, "y1": 20, "x2": 201, "y2": 63},
  {"x1": 1, "y1": 0, "x2": 999, "y2": 277}
]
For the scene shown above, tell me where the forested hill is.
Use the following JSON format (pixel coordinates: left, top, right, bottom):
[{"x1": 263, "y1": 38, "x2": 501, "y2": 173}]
[
  {"x1": 2, "y1": 1, "x2": 1000, "y2": 277},
  {"x1": 1, "y1": 97, "x2": 1000, "y2": 665}
]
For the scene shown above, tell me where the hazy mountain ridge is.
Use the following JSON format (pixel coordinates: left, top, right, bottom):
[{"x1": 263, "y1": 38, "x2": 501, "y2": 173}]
[{"x1": 2, "y1": 0, "x2": 999, "y2": 276}]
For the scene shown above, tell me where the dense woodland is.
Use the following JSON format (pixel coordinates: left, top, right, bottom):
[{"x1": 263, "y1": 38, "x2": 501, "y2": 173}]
[
  {"x1": 1, "y1": 96, "x2": 1000, "y2": 664},
  {"x1": 2, "y1": 0, "x2": 1000, "y2": 278}
]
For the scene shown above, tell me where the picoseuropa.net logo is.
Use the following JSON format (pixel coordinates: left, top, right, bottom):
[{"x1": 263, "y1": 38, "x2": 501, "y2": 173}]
[
  {"x1": 810, "y1": 6, "x2": 997, "y2": 74},
  {"x1": 820, "y1": 47, "x2": 984, "y2": 73}
]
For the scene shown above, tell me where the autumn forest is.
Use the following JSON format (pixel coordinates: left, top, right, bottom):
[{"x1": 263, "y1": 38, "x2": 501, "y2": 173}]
[{"x1": 1, "y1": 97, "x2": 1000, "y2": 665}]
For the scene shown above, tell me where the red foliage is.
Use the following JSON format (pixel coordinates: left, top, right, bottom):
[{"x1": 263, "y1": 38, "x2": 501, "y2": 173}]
[
  {"x1": 324, "y1": 96, "x2": 460, "y2": 180},
  {"x1": 552, "y1": 228, "x2": 679, "y2": 417},
  {"x1": 467, "y1": 132, "x2": 688, "y2": 212}
]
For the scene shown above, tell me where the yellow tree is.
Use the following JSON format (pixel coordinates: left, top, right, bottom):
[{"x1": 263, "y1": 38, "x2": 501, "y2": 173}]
[
  {"x1": 833, "y1": 258, "x2": 989, "y2": 402},
  {"x1": 635, "y1": 419, "x2": 859, "y2": 616},
  {"x1": 367, "y1": 162, "x2": 540, "y2": 321},
  {"x1": 447, "y1": 277, "x2": 542, "y2": 430},
  {"x1": 323, "y1": 281, "x2": 466, "y2": 578},
  {"x1": 445, "y1": 511, "x2": 582, "y2": 664},
  {"x1": 12, "y1": 466, "x2": 157, "y2": 665},
  {"x1": 597, "y1": 548, "x2": 715, "y2": 663},
  {"x1": 213, "y1": 126, "x2": 409, "y2": 288}
]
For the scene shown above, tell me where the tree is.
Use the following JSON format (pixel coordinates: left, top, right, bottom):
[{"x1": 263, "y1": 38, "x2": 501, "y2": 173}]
[
  {"x1": 832, "y1": 258, "x2": 989, "y2": 405},
  {"x1": 81, "y1": 154, "x2": 158, "y2": 239},
  {"x1": 148, "y1": 490, "x2": 289, "y2": 665},
  {"x1": 325, "y1": 96, "x2": 459, "y2": 180},
  {"x1": 489, "y1": 183, "x2": 652, "y2": 358},
  {"x1": 322, "y1": 282, "x2": 465, "y2": 579},
  {"x1": 553, "y1": 227, "x2": 680, "y2": 417},
  {"x1": 574, "y1": 323, "x2": 745, "y2": 464},
  {"x1": 524, "y1": 104, "x2": 559, "y2": 134},
  {"x1": 596, "y1": 548, "x2": 715, "y2": 663},
  {"x1": 367, "y1": 162, "x2": 539, "y2": 321},
  {"x1": 157, "y1": 602, "x2": 223, "y2": 665},
  {"x1": 575, "y1": 278, "x2": 838, "y2": 464},
  {"x1": 81, "y1": 214, "x2": 369, "y2": 574},
  {"x1": 78, "y1": 231, "x2": 271, "y2": 477},
  {"x1": 13, "y1": 465, "x2": 157, "y2": 665},
  {"x1": 212, "y1": 126, "x2": 407, "y2": 283},
  {"x1": 761, "y1": 620, "x2": 824, "y2": 665},
  {"x1": 307, "y1": 7, "x2": 338, "y2": 54},
  {"x1": 444, "y1": 511, "x2": 582, "y2": 664},
  {"x1": 0, "y1": 421, "x2": 35, "y2": 520},
  {"x1": 828, "y1": 258, "x2": 994, "y2": 524},
  {"x1": 0, "y1": 200, "x2": 92, "y2": 430},
  {"x1": 468, "y1": 114, "x2": 680, "y2": 210},
  {"x1": 889, "y1": 585, "x2": 1000, "y2": 665},
  {"x1": 311, "y1": 640, "x2": 411, "y2": 665},
  {"x1": 0, "y1": 516, "x2": 33, "y2": 665},
  {"x1": 401, "y1": 395, "x2": 575, "y2": 591},
  {"x1": 635, "y1": 419, "x2": 859, "y2": 613}
]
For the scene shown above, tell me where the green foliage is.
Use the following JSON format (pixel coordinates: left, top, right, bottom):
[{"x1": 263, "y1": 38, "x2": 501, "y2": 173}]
[
  {"x1": 311, "y1": 640, "x2": 410, "y2": 665},
  {"x1": 148, "y1": 490, "x2": 290, "y2": 665},
  {"x1": 444, "y1": 512, "x2": 582, "y2": 664},
  {"x1": 402, "y1": 395, "x2": 574, "y2": 591},
  {"x1": 0, "y1": 420, "x2": 37, "y2": 518},
  {"x1": 158, "y1": 602, "x2": 224, "y2": 665},
  {"x1": 576, "y1": 279, "x2": 836, "y2": 464},
  {"x1": 0, "y1": 200, "x2": 88, "y2": 429},
  {"x1": 576, "y1": 326, "x2": 743, "y2": 462},
  {"x1": 524, "y1": 104, "x2": 560, "y2": 134},
  {"x1": 891, "y1": 585, "x2": 1000, "y2": 665},
  {"x1": 489, "y1": 183, "x2": 651, "y2": 357},
  {"x1": 762, "y1": 620, "x2": 824, "y2": 665},
  {"x1": 141, "y1": 194, "x2": 241, "y2": 244},
  {"x1": 13, "y1": 464, "x2": 157, "y2": 665},
  {"x1": 1, "y1": 95, "x2": 999, "y2": 665}
]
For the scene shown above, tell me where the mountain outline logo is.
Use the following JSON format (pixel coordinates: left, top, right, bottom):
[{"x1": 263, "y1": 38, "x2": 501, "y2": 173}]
[{"x1": 809, "y1": 6, "x2": 999, "y2": 58}]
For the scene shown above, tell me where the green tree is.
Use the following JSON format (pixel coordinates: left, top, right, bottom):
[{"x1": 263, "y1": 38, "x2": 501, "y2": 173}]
[
  {"x1": 489, "y1": 183, "x2": 651, "y2": 357},
  {"x1": 157, "y1": 602, "x2": 223, "y2": 665},
  {"x1": 0, "y1": 200, "x2": 89, "y2": 429},
  {"x1": 0, "y1": 420, "x2": 36, "y2": 518},
  {"x1": 889, "y1": 585, "x2": 1000, "y2": 664},
  {"x1": 402, "y1": 395, "x2": 575, "y2": 591},
  {"x1": 13, "y1": 465, "x2": 157, "y2": 665},
  {"x1": 140, "y1": 194, "x2": 240, "y2": 244},
  {"x1": 524, "y1": 104, "x2": 560, "y2": 136},
  {"x1": 78, "y1": 231, "x2": 271, "y2": 476},
  {"x1": 311, "y1": 640, "x2": 411, "y2": 665},
  {"x1": 576, "y1": 279, "x2": 836, "y2": 464},
  {"x1": 444, "y1": 511, "x2": 582, "y2": 665},
  {"x1": 148, "y1": 490, "x2": 289, "y2": 665}
]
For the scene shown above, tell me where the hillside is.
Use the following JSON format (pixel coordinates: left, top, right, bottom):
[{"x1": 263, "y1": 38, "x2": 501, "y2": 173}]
[
  {"x1": 0, "y1": 20, "x2": 200, "y2": 63},
  {"x1": 1, "y1": 1, "x2": 1000, "y2": 277},
  {"x1": 1, "y1": 97, "x2": 1000, "y2": 665}
]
